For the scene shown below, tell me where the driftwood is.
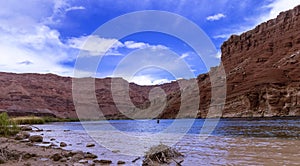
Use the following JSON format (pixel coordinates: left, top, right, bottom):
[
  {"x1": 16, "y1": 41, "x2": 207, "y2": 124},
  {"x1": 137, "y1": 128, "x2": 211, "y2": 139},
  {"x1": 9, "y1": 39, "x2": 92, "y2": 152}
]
[
  {"x1": 142, "y1": 144, "x2": 183, "y2": 166},
  {"x1": 132, "y1": 156, "x2": 141, "y2": 163}
]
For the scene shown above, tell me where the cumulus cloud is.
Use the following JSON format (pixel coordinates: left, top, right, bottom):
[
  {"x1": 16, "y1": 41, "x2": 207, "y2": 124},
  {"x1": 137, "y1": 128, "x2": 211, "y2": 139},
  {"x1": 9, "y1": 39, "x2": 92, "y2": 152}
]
[
  {"x1": 0, "y1": 1, "x2": 81, "y2": 76},
  {"x1": 67, "y1": 38, "x2": 169, "y2": 57},
  {"x1": 206, "y1": 13, "x2": 226, "y2": 21},
  {"x1": 0, "y1": 24, "x2": 74, "y2": 76},
  {"x1": 129, "y1": 75, "x2": 171, "y2": 85},
  {"x1": 124, "y1": 41, "x2": 168, "y2": 50},
  {"x1": 0, "y1": 1, "x2": 72, "y2": 75},
  {"x1": 111, "y1": 47, "x2": 195, "y2": 85},
  {"x1": 0, "y1": 0, "x2": 128, "y2": 76},
  {"x1": 68, "y1": 35, "x2": 123, "y2": 56},
  {"x1": 124, "y1": 41, "x2": 149, "y2": 49},
  {"x1": 260, "y1": 0, "x2": 300, "y2": 22}
]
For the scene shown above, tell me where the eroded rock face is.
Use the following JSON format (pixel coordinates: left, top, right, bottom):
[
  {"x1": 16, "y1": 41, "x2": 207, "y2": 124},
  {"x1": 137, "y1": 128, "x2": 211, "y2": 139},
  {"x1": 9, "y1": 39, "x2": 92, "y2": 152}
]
[
  {"x1": 153, "y1": 5, "x2": 300, "y2": 118},
  {"x1": 0, "y1": 5, "x2": 300, "y2": 119},
  {"x1": 0, "y1": 73, "x2": 75, "y2": 118},
  {"x1": 219, "y1": 5, "x2": 300, "y2": 117},
  {"x1": 0, "y1": 73, "x2": 179, "y2": 119}
]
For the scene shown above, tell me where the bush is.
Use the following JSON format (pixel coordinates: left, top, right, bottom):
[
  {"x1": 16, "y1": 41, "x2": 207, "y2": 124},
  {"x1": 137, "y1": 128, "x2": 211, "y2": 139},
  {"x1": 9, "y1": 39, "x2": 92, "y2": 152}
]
[{"x1": 0, "y1": 113, "x2": 19, "y2": 136}]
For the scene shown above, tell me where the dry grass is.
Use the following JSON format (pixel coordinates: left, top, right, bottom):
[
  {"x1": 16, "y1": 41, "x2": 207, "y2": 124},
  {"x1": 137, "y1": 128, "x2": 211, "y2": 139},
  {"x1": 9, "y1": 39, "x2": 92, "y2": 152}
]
[
  {"x1": 10, "y1": 116, "x2": 80, "y2": 125},
  {"x1": 10, "y1": 116, "x2": 45, "y2": 125}
]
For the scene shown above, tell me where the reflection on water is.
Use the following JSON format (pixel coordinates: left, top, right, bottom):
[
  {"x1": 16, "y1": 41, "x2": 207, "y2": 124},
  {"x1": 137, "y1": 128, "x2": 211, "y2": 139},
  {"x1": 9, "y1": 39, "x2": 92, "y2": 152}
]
[{"x1": 33, "y1": 118, "x2": 300, "y2": 165}]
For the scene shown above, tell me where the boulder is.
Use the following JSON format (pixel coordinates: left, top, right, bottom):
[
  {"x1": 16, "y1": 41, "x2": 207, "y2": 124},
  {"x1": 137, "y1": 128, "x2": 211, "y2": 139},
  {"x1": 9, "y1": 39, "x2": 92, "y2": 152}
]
[
  {"x1": 70, "y1": 153, "x2": 84, "y2": 162},
  {"x1": 84, "y1": 152, "x2": 97, "y2": 159},
  {"x1": 15, "y1": 131, "x2": 30, "y2": 140},
  {"x1": 51, "y1": 153, "x2": 62, "y2": 161},
  {"x1": 117, "y1": 160, "x2": 126, "y2": 164},
  {"x1": 93, "y1": 159, "x2": 112, "y2": 164},
  {"x1": 29, "y1": 135, "x2": 43, "y2": 142},
  {"x1": 60, "y1": 158, "x2": 67, "y2": 162},
  {"x1": 60, "y1": 142, "x2": 67, "y2": 147}
]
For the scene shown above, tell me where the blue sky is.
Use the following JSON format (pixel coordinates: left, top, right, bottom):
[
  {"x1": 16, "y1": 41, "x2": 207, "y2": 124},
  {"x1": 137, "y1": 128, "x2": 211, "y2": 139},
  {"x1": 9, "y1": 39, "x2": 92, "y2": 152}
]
[{"x1": 0, "y1": 0, "x2": 300, "y2": 85}]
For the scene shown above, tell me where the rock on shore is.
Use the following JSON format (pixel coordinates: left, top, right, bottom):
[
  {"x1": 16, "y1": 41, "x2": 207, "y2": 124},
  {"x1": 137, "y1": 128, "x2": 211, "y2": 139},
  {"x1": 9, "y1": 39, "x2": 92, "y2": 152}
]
[{"x1": 0, "y1": 136, "x2": 103, "y2": 165}]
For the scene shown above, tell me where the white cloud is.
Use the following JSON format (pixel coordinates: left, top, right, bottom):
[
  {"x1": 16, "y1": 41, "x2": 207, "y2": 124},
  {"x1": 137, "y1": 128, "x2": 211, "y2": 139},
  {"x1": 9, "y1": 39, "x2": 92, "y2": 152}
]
[
  {"x1": 213, "y1": 27, "x2": 250, "y2": 40},
  {"x1": 0, "y1": 1, "x2": 77, "y2": 76},
  {"x1": 129, "y1": 75, "x2": 171, "y2": 85},
  {"x1": 124, "y1": 41, "x2": 149, "y2": 49},
  {"x1": 206, "y1": 13, "x2": 226, "y2": 21},
  {"x1": 42, "y1": 1, "x2": 69, "y2": 24},
  {"x1": 43, "y1": 1, "x2": 87, "y2": 24},
  {"x1": 179, "y1": 52, "x2": 190, "y2": 59},
  {"x1": 68, "y1": 38, "x2": 169, "y2": 57},
  {"x1": 214, "y1": 0, "x2": 300, "y2": 39},
  {"x1": 111, "y1": 47, "x2": 195, "y2": 85},
  {"x1": 124, "y1": 41, "x2": 168, "y2": 50},
  {"x1": 213, "y1": 34, "x2": 231, "y2": 39},
  {"x1": 0, "y1": 36, "x2": 74, "y2": 76},
  {"x1": 66, "y1": 6, "x2": 86, "y2": 12},
  {"x1": 260, "y1": 0, "x2": 300, "y2": 22},
  {"x1": 67, "y1": 35, "x2": 123, "y2": 56},
  {"x1": 0, "y1": 41, "x2": 73, "y2": 76}
]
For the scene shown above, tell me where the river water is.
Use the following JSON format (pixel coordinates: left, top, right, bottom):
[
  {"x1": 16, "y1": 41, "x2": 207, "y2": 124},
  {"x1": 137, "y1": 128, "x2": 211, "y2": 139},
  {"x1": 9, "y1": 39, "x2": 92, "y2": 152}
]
[{"x1": 33, "y1": 118, "x2": 300, "y2": 165}]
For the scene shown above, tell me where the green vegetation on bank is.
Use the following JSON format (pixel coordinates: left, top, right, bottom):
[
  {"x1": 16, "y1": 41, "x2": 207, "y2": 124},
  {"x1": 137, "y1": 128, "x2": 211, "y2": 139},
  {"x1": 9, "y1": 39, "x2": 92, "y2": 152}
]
[{"x1": 0, "y1": 113, "x2": 19, "y2": 136}]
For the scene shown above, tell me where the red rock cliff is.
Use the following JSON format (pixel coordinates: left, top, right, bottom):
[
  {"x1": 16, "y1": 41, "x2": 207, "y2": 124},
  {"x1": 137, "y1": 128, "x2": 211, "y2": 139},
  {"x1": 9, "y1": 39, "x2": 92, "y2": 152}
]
[
  {"x1": 159, "y1": 5, "x2": 300, "y2": 118},
  {"x1": 219, "y1": 5, "x2": 300, "y2": 117}
]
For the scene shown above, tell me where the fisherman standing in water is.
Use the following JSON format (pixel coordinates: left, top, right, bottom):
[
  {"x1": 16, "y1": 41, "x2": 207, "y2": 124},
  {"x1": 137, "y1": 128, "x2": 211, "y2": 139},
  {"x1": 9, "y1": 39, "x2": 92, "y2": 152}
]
[{"x1": 157, "y1": 119, "x2": 160, "y2": 124}]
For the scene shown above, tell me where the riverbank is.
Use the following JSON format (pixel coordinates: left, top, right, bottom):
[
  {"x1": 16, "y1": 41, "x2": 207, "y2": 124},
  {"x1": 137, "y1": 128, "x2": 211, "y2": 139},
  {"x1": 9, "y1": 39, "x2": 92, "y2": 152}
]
[
  {"x1": 0, "y1": 134, "x2": 125, "y2": 166},
  {"x1": 0, "y1": 137, "x2": 94, "y2": 165},
  {"x1": 0, "y1": 112, "x2": 125, "y2": 166}
]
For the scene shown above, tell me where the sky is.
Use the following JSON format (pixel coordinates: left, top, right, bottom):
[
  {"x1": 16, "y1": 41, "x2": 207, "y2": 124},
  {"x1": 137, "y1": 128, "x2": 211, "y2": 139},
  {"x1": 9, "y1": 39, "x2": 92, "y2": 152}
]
[{"x1": 0, "y1": 0, "x2": 300, "y2": 85}]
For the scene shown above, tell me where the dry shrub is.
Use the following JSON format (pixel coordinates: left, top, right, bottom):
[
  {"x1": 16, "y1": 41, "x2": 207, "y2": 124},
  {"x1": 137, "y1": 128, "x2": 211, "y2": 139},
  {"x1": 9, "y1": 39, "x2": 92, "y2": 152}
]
[{"x1": 143, "y1": 144, "x2": 183, "y2": 166}]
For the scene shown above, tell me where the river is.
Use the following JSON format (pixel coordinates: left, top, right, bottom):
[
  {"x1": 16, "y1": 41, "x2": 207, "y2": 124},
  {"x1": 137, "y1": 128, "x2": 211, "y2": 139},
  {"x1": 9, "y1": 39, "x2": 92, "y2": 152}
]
[{"x1": 33, "y1": 118, "x2": 300, "y2": 165}]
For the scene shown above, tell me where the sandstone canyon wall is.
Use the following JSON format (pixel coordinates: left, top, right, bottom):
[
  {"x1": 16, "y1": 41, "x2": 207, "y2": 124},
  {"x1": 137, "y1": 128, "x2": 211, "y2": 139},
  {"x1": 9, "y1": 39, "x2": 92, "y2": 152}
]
[
  {"x1": 220, "y1": 5, "x2": 300, "y2": 117},
  {"x1": 155, "y1": 5, "x2": 300, "y2": 118}
]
